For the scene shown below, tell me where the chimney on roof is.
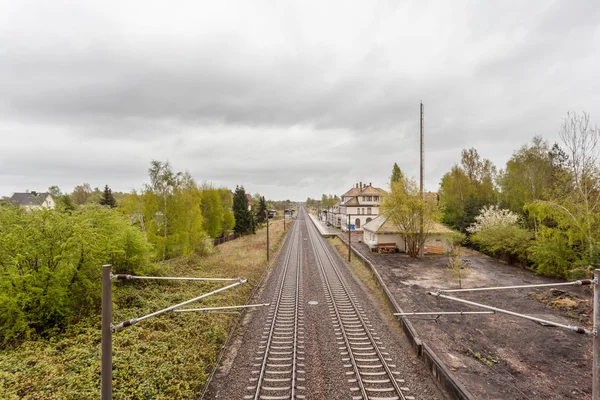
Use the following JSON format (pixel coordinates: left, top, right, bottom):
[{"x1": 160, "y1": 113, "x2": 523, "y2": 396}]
[
  {"x1": 356, "y1": 183, "x2": 358, "y2": 188},
  {"x1": 31, "y1": 191, "x2": 37, "y2": 196},
  {"x1": 369, "y1": 182, "x2": 372, "y2": 186},
  {"x1": 360, "y1": 181, "x2": 363, "y2": 189}
]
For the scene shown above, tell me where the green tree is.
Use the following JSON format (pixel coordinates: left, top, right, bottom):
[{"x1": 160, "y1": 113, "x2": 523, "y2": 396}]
[
  {"x1": 524, "y1": 112, "x2": 600, "y2": 273},
  {"x1": 147, "y1": 160, "x2": 180, "y2": 260},
  {"x1": 233, "y1": 186, "x2": 254, "y2": 234},
  {"x1": 439, "y1": 148, "x2": 498, "y2": 231},
  {"x1": 99, "y1": 184, "x2": 117, "y2": 208},
  {"x1": 219, "y1": 188, "x2": 235, "y2": 234},
  {"x1": 390, "y1": 162, "x2": 404, "y2": 185},
  {"x1": 439, "y1": 165, "x2": 473, "y2": 229},
  {"x1": 200, "y1": 184, "x2": 224, "y2": 238},
  {"x1": 256, "y1": 196, "x2": 268, "y2": 224},
  {"x1": 498, "y1": 136, "x2": 555, "y2": 215},
  {"x1": 72, "y1": 183, "x2": 93, "y2": 205},
  {"x1": 382, "y1": 176, "x2": 439, "y2": 258},
  {"x1": 48, "y1": 185, "x2": 62, "y2": 199}
]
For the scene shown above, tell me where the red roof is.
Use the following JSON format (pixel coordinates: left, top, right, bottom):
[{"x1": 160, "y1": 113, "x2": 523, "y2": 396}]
[{"x1": 245, "y1": 193, "x2": 253, "y2": 205}]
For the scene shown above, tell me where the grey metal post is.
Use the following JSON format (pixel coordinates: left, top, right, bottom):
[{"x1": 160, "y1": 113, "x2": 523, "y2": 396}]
[
  {"x1": 348, "y1": 214, "x2": 351, "y2": 262},
  {"x1": 419, "y1": 102, "x2": 424, "y2": 258},
  {"x1": 594, "y1": 269, "x2": 600, "y2": 400},
  {"x1": 266, "y1": 217, "x2": 270, "y2": 262},
  {"x1": 101, "y1": 264, "x2": 113, "y2": 400}
]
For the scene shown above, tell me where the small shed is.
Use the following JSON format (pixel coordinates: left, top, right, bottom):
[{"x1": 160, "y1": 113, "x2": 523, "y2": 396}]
[{"x1": 362, "y1": 215, "x2": 454, "y2": 254}]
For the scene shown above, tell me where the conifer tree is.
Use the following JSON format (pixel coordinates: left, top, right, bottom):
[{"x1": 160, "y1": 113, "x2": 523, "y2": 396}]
[
  {"x1": 233, "y1": 186, "x2": 254, "y2": 234},
  {"x1": 99, "y1": 184, "x2": 117, "y2": 208},
  {"x1": 391, "y1": 162, "x2": 404, "y2": 184},
  {"x1": 256, "y1": 196, "x2": 268, "y2": 224}
]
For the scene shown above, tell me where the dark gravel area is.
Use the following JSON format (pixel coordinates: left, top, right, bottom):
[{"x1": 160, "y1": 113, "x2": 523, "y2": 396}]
[
  {"x1": 208, "y1": 211, "x2": 445, "y2": 399},
  {"x1": 346, "y1": 233, "x2": 593, "y2": 400}
]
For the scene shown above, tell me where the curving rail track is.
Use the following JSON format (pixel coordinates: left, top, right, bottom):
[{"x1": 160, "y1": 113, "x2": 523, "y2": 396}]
[
  {"x1": 245, "y1": 218, "x2": 306, "y2": 400},
  {"x1": 305, "y1": 210, "x2": 414, "y2": 400}
]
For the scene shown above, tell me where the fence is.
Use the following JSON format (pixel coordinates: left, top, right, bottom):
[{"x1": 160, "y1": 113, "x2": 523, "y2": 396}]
[{"x1": 213, "y1": 232, "x2": 241, "y2": 246}]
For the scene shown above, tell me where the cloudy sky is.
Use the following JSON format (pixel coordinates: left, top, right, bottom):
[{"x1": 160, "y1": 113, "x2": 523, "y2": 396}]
[{"x1": 1, "y1": 0, "x2": 599, "y2": 201}]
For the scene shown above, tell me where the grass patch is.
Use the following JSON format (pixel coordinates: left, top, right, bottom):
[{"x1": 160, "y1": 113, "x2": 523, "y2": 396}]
[
  {"x1": 327, "y1": 238, "x2": 397, "y2": 322},
  {"x1": 0, "y1": 220, "x2": 291, "y2": 400}
]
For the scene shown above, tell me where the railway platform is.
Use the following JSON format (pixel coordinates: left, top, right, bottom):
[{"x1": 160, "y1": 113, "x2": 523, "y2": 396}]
[{"x1": 307, "y1": 212, "x2": 338, "y2": 237}]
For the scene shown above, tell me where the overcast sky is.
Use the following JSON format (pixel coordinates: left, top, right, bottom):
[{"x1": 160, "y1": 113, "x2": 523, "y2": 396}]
[{"x1": 1, "y1": 0, "x2": 599, "y2": 201}]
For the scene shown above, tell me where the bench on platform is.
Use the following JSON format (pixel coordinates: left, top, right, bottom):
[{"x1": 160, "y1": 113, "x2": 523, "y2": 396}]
[{"x1": 373, "y1": 243, "x2": 397, "y2": 253}]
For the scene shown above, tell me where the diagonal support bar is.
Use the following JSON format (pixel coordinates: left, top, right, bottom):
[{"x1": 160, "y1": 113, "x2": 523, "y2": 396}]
[
  {"x1": 173, "y1": 303, "x2": 270, "y2": 313},
  {"x1": 113, "y1": 279, "x2": 247, "y2": 331},
  {"x1": 112, "y1": 274, "x2": 241, "y2": 282},
  {"x1": 437, "y1": 279, "x2": 596, "y2": 293},
  {"x1": 429, "y1": 291, "x2": 592, "y2": 335}
]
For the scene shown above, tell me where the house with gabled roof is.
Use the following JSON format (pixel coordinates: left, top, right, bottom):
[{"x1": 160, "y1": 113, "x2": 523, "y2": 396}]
[
  {"x1": 362, "y1": 214, "x2": 453, "y2": 254},
  {"x1": 336, "y1": 181, "x2": 386, "y2": 231},
  {"x1": 9, "y1": 191, "x2": 55, "y2": 210}
]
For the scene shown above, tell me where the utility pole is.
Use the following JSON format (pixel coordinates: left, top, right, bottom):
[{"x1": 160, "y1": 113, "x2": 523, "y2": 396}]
[
  {"x1": 419, "y1": 102, "x2": 424, "y2": 258},
  {"x1": 101, "y1": 264, "x2": 113, "y2": 400},
  {"x1": 348, "y1": 213, "x2": 351, "y2": 262},
  {"x1": 594, "y1": 269, "x2": 600, "y2": 400},
  {"x1": 266, "y1": 217, "x2": 270, "y2": 262}
]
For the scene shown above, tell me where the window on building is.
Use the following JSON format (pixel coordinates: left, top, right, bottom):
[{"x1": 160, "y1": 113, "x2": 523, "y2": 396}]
[
  {"x1": 374, "y1": 196, "x2": 379, "y2": 201},
  {"x1": 367, "y1": 208, "x2": 371, "y2": 215},
  {"x1": 355, "y1": 218, "x2": 361, "y2": 228}
]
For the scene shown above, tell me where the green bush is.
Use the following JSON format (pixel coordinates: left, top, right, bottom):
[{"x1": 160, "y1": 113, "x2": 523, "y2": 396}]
[
  {"x1": 470, "y1": 224, "x2": 531, "y2": 265},
  {"x1": 527, "y1": 227, "x2": 576, "y2": 279},
  {"x1": 0, "y1": 205, "x2": 151, "y2": 346}
]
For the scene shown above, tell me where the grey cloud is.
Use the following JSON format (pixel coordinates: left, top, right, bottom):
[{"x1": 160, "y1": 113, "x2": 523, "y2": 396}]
[{"x1": 0, "y1": 0, "x2": 599, "y2": 201}]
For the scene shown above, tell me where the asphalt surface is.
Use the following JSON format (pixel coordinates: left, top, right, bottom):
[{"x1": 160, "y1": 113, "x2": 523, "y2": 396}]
[{"x1": 207, "y1": 208, "x2": 444, "y2": 400}]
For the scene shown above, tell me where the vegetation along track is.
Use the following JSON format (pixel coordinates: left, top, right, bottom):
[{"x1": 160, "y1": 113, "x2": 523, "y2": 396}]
[
  {"x1": 305, "y1": 214, "x2": 413, "y2": 400},
  {"x1": 245, "y1": 218, "x2": 306, "y2": 400}
]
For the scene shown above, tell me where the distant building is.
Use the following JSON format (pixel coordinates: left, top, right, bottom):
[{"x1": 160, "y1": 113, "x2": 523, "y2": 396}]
[
  {"x1": 10, "y1": 191, "x2": 55, "y2": 210},
  {"x1": 362, "y1": 215, "x2": 453, "y2": 254},
  {"x1": 336, "y1": 182, "x2": 386, "y2": 232},
  {"x1": 245, "y1": 194, "x2": 253, "y2": 211}
]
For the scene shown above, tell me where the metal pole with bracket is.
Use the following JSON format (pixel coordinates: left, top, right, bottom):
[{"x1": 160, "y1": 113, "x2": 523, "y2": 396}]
[
  {"x1": 101, "y1": 264, "x2": 113, "y2": 400},
  {"x1": 594, "y1": 269, "x2": 599, "y2": 400}
]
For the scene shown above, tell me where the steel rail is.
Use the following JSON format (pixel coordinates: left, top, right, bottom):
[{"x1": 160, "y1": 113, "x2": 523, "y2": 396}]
[
  {"x1": 200, "y1": 218, "x2": 297, "y2": 400},
  {"x1": 291, "y1": 220, "x2": 302, "y2": 400},
  {"x1": 306, "y1": 217, "x2": 407, "y2": 400},
  {"x1": 252, "y1": 218, "x2": 301, "y2": 400}
]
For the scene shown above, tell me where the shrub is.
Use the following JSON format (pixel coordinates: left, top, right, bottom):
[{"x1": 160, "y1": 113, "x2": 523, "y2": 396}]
[
  {"x1": 0, "y1": 205, "x2": 151, "y2": 346},
  {"x1": 527, "y1": 227, "x2": 576, "y2": 279},
  {"x1": 468, "y1": 206, "x2": 531, "y2": 264}
]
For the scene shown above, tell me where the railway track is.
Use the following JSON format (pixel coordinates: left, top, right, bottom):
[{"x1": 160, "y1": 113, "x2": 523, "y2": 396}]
[
  {"x1": 305, "y1": 213, "x2": 414, "y2": 400},
  {"x1": 245, "y1": 219, "x2": 306, "y2": 400}
]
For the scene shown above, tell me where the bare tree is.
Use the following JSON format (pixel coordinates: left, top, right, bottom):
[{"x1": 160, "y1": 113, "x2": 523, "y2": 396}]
[{"x1": 558, "y1": 111, "x2": 600, "y2": 259}]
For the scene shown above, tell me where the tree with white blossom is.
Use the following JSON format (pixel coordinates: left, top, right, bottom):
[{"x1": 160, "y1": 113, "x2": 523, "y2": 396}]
[{"x1": 467, "y1": 205, "x2": 531, "y2": 265}]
